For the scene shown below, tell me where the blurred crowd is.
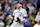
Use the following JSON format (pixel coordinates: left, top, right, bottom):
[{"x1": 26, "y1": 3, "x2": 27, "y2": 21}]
[{"x1": 0, "y1": 0, "x2": 40, "y2": 27}]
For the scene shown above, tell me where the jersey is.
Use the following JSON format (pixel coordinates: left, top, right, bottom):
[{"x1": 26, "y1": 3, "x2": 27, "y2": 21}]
[
  {"x1": 10, "y1": 8, "x2": 27, "y2": 27},
  {"x1": 35, "y1": 15, "x2": 40, "y2": 22},
  {"x1": 13, "y1": 8, "x2": 27, "y2": 21},
  {"x1": 33, "y1": 24, "x2": 40, "y2": 27},
  {"x1": 0, "y1": 22, "x2": 4, "y2": 27}
]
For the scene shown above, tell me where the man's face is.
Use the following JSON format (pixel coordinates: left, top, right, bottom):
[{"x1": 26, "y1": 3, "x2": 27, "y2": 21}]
[
  {"x1": 17, "y1": 3, "x2": 22, "y2": 8},
  {"x1": 38, "y1": 12, "x2": 40, "y2": 15},
  {"x1": 39, "y1": 12, "x2": 40, "y2": 15},
  {"x1": 17, "y1": 3, "x2": 20, "y2": 6}
]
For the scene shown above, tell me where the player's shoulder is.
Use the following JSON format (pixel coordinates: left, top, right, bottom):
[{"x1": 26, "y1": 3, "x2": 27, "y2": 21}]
[
  {"x1": 21, "y1": 8, "x2": 26, "y2": 11},
  {"x1": 33, "y1": 24, "x2": 38, "y2": 27},
  {"x1": 14, "y1": 9, "x2": 18, "y2": 12}
]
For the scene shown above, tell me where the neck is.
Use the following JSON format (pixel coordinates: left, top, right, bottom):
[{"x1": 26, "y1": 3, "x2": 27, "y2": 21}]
[
  {"x1": 18, "y1": 7, "x2": 22, "y2": 9},
  {"x1": 20, "y1": 7, "x2": 22, "y2": 9},
  {"x1": 20, "y1": 6, "x2": 22, "y2": 9},
  {"x1": 37, "y1": 22, "x2": 39, "y2": 24}
]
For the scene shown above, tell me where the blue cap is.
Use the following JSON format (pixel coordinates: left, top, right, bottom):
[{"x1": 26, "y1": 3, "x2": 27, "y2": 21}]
[{"x1": 19, "y1": 2, "x2": 23, "y2": 5}]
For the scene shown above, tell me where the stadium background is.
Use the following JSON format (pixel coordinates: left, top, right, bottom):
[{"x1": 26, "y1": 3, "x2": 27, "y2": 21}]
[{"x1": 0, "y1": 0, "x2": 40, "y2": 27}]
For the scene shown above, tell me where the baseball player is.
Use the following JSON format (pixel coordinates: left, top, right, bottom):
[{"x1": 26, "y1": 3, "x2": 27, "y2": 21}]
[
  {"x1": 9, "y1": 2, "x2": 27, "y2": 27},
  {"x1": 35, "y1": 12, "x2": 40, "y2": 22},
  {"x1": 33, "y1": 12, "x2": 40, "y2": 27}
]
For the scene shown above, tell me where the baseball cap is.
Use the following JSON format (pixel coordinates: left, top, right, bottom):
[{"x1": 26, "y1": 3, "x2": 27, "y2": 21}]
[{"x1": 19, "y1": 2, "x2": 23, "y2": 5}]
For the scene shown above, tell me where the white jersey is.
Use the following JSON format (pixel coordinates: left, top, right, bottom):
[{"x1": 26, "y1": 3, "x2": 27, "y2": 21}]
[
  {"x1": 13, "y1": 8, "x2": 27, "y2": 22},
  {"x1": 10, "y1": 8, "x2": 27, "y2": 27},
  {"x1": 33, "y1": 24, "x2": 40, "y2": 27},
  {"x1": 35, "y1": 15, "x2": 40, "y2": 22},
  {"x1": 0, "y1": 22, "x2": 4, "y2": 27}
]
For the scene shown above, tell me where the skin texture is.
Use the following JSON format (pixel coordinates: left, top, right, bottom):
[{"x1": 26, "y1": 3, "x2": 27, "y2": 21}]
[{"x1": 9, "y1": 15, "x2": 13, "y2": 20}]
